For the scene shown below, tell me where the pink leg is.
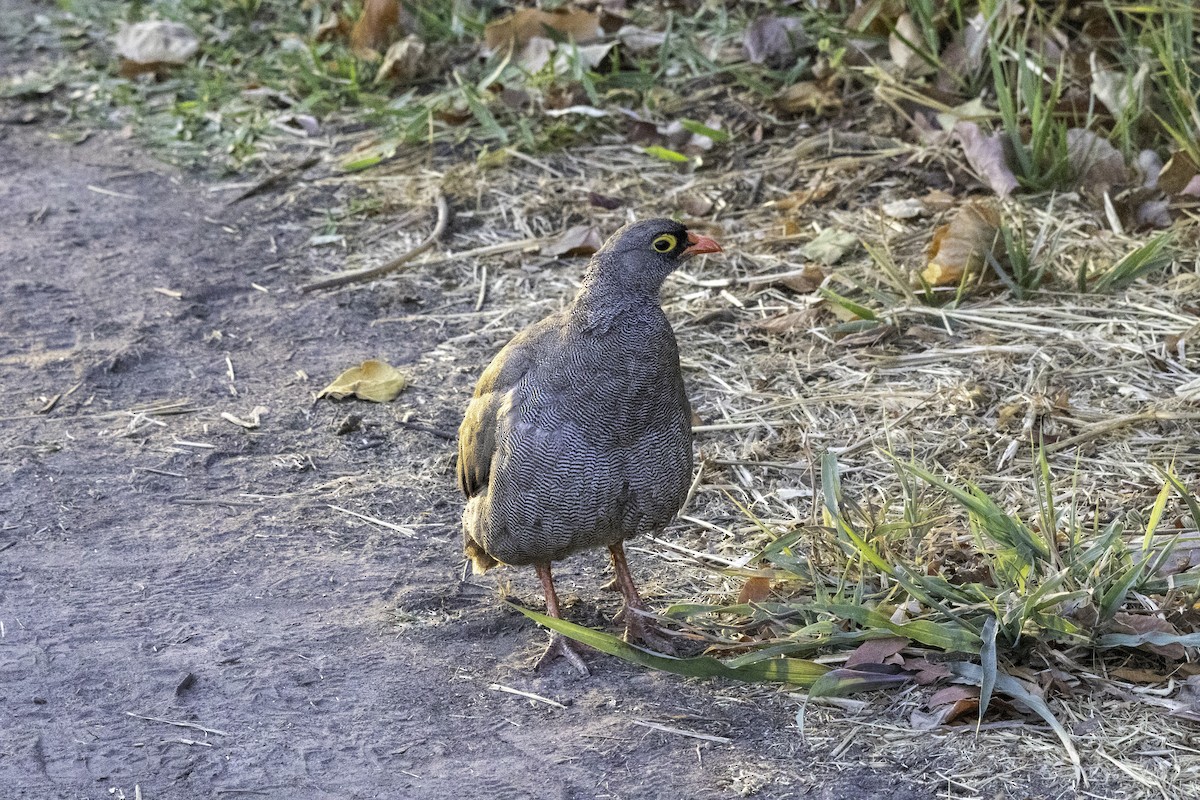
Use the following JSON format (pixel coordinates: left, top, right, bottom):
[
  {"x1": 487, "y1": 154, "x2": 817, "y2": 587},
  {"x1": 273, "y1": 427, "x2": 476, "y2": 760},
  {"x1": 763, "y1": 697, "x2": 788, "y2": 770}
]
[
  {"x1": 608, "y1": 542, "x2": 677, "y2": 655},
  {"x1": 533, "y1": 563, "x2": 589, "y2": 676}
]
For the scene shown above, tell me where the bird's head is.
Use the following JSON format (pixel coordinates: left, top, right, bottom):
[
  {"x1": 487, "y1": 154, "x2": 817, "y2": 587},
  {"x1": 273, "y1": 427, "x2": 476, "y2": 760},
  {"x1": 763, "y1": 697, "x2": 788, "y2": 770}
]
[{"x1": 583, "y1": 218, "x2": 722, "y2": 295}]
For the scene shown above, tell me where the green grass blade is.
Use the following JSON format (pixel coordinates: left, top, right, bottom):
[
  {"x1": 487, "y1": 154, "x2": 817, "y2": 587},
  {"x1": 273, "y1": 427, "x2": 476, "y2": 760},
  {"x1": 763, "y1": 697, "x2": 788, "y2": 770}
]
[
  {"x1": 512, "y1": 605, "x2": 829, "y2": 686},
  {"x1": 825, "y1": 603, "x2": 982, "y2": 652},
  {"x1": 952, "y1": 661, "x2": 1081, "y2": 774},
  {"x1": 977, "y1": 616, "x2": 998, "y2": 729},
  {"x1": 818, "y1": 287, "x2": 878, "y2": 321},
  {"x1": 809, "y1": 667, "x2": 911, "y2": 698}
]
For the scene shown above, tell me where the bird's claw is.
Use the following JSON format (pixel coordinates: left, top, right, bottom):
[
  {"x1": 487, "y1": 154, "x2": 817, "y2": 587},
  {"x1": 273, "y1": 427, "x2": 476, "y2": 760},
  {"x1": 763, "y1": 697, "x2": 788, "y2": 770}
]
[
  {"x1": 619, "y1": 606, "x2": 678, "y2": 656},
  {"x1": 535, "y1": 632, "x2": 590, "y2": 676}
]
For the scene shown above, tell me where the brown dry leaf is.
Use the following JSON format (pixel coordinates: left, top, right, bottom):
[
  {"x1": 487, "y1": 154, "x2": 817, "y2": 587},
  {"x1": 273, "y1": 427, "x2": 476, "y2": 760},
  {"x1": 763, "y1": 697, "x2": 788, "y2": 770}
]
[
  {"x1": 1158, "y1": 150, "x2": 1200, "y2": 196},
  {"x1": 845, "y1": 0, "x2": 905, "y2": 36},
  {"x1": 773, "y1": 265, "x2": 826, "y2": 294},
  {"x1": 736, "y1": 576, "x2": 772, "y2": 604},
  {"x1": 1110, "y1": 612, "x2": 1187, "y2": 660},
  {"x1": 1066, "y1": 128, "x2": 1129, "y2": 192},
  {"x1": 374, "y1": 36, "x2": 426, "y2": 84},
  {"x1": 587, "y1": 192, "x2": 622, "y2": 210},
  {"x1": 678, "y1": 193, "x2": 714, "y2": 217},
  {"x1": 114, "y1": 21, "x2": 199, "y2": 77},
  {"x1": 315, "y1": 12, "x2": 351, "y2": 43},
  {"x1": 1109, "y1": 666, "x2": 1171, "y2": 684},
  {"x1": 753, "y1": 310, "x2": 813, "y2": 334},
  {"x1": 770, "y1": 182, "x2": 836, "y2": 211},
  {"x1": 484, "y1": 8, "x2": 602, "y2": 53},
  {"x1": 743, "y1": 15, "x2": 808, "y2": 68},
  {"x1": 774, "y1": 81, "x2": 841, "y2": 116},
  {"x1": 903, "y1": 657, "x2": 953, "y2": 685},
  {"x1": 927, "y1": 685, "x2": 980, "y2": 707},
  {"x1": 910, "y1": 688, "x2": 981, "y2": 730},
  {"x1": 954, "y1": 122, "x2": 1018, "y2": 198},
  {"x1": 921, "y1": 200, "x2": 1002, "y2": 286},
  {"x1": 545, "y1": 225, "x2": 603, "y2": 258},
  {"x1": 351, "y1": 0, "x2": 402, "y2": 57},
  {"x1": 921, "y1": 189, "x2": 957, "y2": 212},
  {"x1": 319, "y1": 360, "x2": 409, "y2": 403},
  {"x1": 845, "y1": 637, "x2": 907, "y2": 668}
]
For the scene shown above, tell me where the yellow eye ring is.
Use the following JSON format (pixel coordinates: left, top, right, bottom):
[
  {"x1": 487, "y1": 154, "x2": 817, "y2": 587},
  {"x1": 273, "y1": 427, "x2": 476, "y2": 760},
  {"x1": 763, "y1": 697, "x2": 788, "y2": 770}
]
[{"x1": 652, "y1": 234, "x2": 677, "y2": 253}]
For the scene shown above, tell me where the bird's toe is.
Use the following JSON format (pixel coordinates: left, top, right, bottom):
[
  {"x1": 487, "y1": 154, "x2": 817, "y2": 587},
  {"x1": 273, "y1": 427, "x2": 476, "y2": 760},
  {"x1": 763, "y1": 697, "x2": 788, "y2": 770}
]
[{"x1": 534, "y1": 632, "x2": 591, "y2": 676}]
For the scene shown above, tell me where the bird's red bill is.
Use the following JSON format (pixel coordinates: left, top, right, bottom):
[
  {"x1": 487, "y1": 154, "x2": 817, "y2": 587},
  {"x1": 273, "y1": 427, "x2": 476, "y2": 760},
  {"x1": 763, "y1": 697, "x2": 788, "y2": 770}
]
[{"x1": 682, "y1": 232, "x2": 722, "y2": 258}]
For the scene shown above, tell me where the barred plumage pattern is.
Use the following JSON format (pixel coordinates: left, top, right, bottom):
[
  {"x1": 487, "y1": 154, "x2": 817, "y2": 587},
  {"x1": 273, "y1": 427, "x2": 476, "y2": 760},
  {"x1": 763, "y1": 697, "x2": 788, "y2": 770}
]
[{"x1": 458, "y1": 219, "x2": 695, "y2": 572}]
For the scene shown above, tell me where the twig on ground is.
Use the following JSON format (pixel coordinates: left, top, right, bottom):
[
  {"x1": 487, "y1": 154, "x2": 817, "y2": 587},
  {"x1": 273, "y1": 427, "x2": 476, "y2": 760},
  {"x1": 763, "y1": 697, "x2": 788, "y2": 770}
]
[{"x1": 301, "y1": 193, "x2": 450, "y2": 293}]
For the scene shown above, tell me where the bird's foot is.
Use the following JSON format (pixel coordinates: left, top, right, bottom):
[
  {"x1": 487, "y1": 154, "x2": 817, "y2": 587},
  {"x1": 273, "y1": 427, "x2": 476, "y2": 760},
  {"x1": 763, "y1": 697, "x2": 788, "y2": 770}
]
[
  {"x1": 535, "y1": 632, "x2": 590, "y2": 677},
  {"x1": 619, "y1": 606, "x2": 678, "y2": 656}
]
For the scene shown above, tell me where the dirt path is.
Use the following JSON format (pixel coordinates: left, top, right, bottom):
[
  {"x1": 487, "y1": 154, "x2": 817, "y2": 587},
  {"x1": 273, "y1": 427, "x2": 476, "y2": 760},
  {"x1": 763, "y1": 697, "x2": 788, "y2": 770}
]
[{"x1": 0, "y1": 76, "x2": 948, "y2": 799}]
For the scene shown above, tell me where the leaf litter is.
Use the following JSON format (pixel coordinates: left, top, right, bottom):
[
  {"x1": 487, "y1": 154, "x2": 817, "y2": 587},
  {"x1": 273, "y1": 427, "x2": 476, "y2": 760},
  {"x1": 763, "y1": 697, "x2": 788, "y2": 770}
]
[{"x1": 43, "y1": 0, "x2": 1200, "y2": 795}]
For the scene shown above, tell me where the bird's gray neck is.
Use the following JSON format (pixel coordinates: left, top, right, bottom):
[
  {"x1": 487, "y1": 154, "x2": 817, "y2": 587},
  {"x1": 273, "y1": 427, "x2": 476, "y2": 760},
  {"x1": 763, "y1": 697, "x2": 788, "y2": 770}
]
[{"x1": 571, "y1": 278, "x2": 664, "y2": 331}]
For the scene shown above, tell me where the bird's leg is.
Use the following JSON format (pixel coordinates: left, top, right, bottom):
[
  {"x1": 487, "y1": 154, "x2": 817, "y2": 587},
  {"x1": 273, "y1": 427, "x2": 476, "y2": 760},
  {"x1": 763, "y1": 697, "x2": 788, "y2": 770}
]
[
  {"x1": 533, "y1": 562, "x2": 590, "y2": 676},
  {"x1": 607, "y1": 542, "x2": 677, "y2": 655}
]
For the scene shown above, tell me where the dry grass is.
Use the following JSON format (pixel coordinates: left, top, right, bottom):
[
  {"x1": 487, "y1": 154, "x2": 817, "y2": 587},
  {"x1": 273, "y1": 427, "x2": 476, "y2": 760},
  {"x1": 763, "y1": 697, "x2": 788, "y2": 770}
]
[{"x1": 278, "y1": 127, "x2": 1200, "y2": 797}]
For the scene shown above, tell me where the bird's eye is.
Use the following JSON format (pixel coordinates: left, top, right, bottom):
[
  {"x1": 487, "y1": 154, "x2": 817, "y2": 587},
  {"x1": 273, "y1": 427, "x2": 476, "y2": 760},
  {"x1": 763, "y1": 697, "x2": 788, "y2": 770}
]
[{"x1": 651, "y1": 234, "x2": 677, "y2": 253}]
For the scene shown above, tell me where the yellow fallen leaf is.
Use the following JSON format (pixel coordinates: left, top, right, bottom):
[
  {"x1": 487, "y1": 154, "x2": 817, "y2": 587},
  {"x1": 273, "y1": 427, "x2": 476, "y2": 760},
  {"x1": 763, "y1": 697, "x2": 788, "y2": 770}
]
[
  {"x1": 484, "y1": 8, "x2": 602, "y2": 53},
  {"x1": 319, "y1": 359, "x2": 408, "y2": 403},
  {"x1": 351, "y1": 0, "x2": 402, "y2": 57},
  {"x1": 114, "y1": 20, "x2": 198, "y2": 77},
  {"x1": 773, "y1": 80, "x2": 842, "y2": 116},
  {"x1": 374, "y1": 36, "x2": 426, "y2": 84},
  {"x1": 921, "y1": 200, "x2": 1001, "y2": 287}
]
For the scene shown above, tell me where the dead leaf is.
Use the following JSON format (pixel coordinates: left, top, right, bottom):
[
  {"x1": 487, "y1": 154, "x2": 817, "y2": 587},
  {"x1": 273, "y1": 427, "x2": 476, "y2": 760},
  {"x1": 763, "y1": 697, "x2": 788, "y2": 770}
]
[
  {"x1": 902, "y1": 657, "x2": 953, "y2": 685},
  {"x1": 545, "y1": 225, "x2": 603, "y2": 258},
  {"x1": 1110, "y1": 612, "x2": 1187, "y2": 660},
  {"x1": 743, "y1": 15, "x2": 808, "y2": 68},
  {"x1": 587, "y1": 192, "x2": 622, "y2": 209},
  {"x1": 1158, "y1": 150, "x2": 1200, "y2": 196},
  {"x1": 736, "y1": 576, "x2": 771, "y2": 604},
  {"x1": 773, "y1": 81, "x2": 841, "y2": 116},
  {"x1": 801, "y1": 228, "x2": 858, "y2": 265},
  {"x1": 114, "y1": 21, "x2": 199, "y2": 77},
  {"x1": 845, "y1": 637, "x2": 908, "y2": 668},
  {"x1": 351, "y1": 0, "x2": 402, "y2": 57},
  {"x1": 532, "y1": 40, "x2": 615, "y2": 74},
  {"x1": 845, "y1": 0, "x2": 905, "y2": 37},
  {"x1": 753, "y1": 310, "x2": 814, "y2": 334},
  {"x1": 678, "y1": 193, "x2": 713, "y2": 217},
  {"x1": 921, "y1": 199, "x2": 1002, "y2": 286},
  {"x1": 881, "y1": 198, "x2": 926, "y2": 219},
  {"x1": 1090, "y1": 53, "x2": 1146, "y2": 120},
  {"x1": 617, "y1": 25, "x2": 666, "y2": 55},
  {"x1": 927, "y1": 685, "x2": 980, "y2": 707},
  {"x1": 484, "y1": 8, "x2": 602, "y2": 53},
  {"x1": 773, "y1": 265, "x2": 826, "y2": 294},
  {"x1": 1067, "y1": 128, "x2": 1128, "y2": 192},
  {"x1": 888, "y1": 13, "x2": 933, "y2": 75},
  {"x1": 954, "y1": 122, "x2": 1018, "y2": 198},
  {"x1": 319, "y1": 360, "x2": 409, "y2": 403},
  {"x1": 374, "y1": 36, "x2": 426, "y2": 84},
  {"x1": 936, "y1": 13, "x2": 986, "y2": 92},
  {"x1": 314, "y1": 12, "x2": 351, "y2": 43},
  {"x1": 770, "y1": 182, "x2": 836, "y2": 211}
]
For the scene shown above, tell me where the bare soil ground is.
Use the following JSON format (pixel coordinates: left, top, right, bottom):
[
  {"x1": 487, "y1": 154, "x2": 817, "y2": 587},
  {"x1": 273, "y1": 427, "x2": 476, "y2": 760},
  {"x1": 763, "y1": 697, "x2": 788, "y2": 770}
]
[{"x1": 0, "y1": 76, "x2": 948, "y2": 800}]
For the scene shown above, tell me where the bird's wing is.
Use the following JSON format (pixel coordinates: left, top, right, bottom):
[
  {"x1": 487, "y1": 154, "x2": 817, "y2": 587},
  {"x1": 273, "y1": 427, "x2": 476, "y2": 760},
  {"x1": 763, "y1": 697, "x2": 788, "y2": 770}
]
[{"x1": 456, "y1": 316, "x2": 560, "y2": 498}]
